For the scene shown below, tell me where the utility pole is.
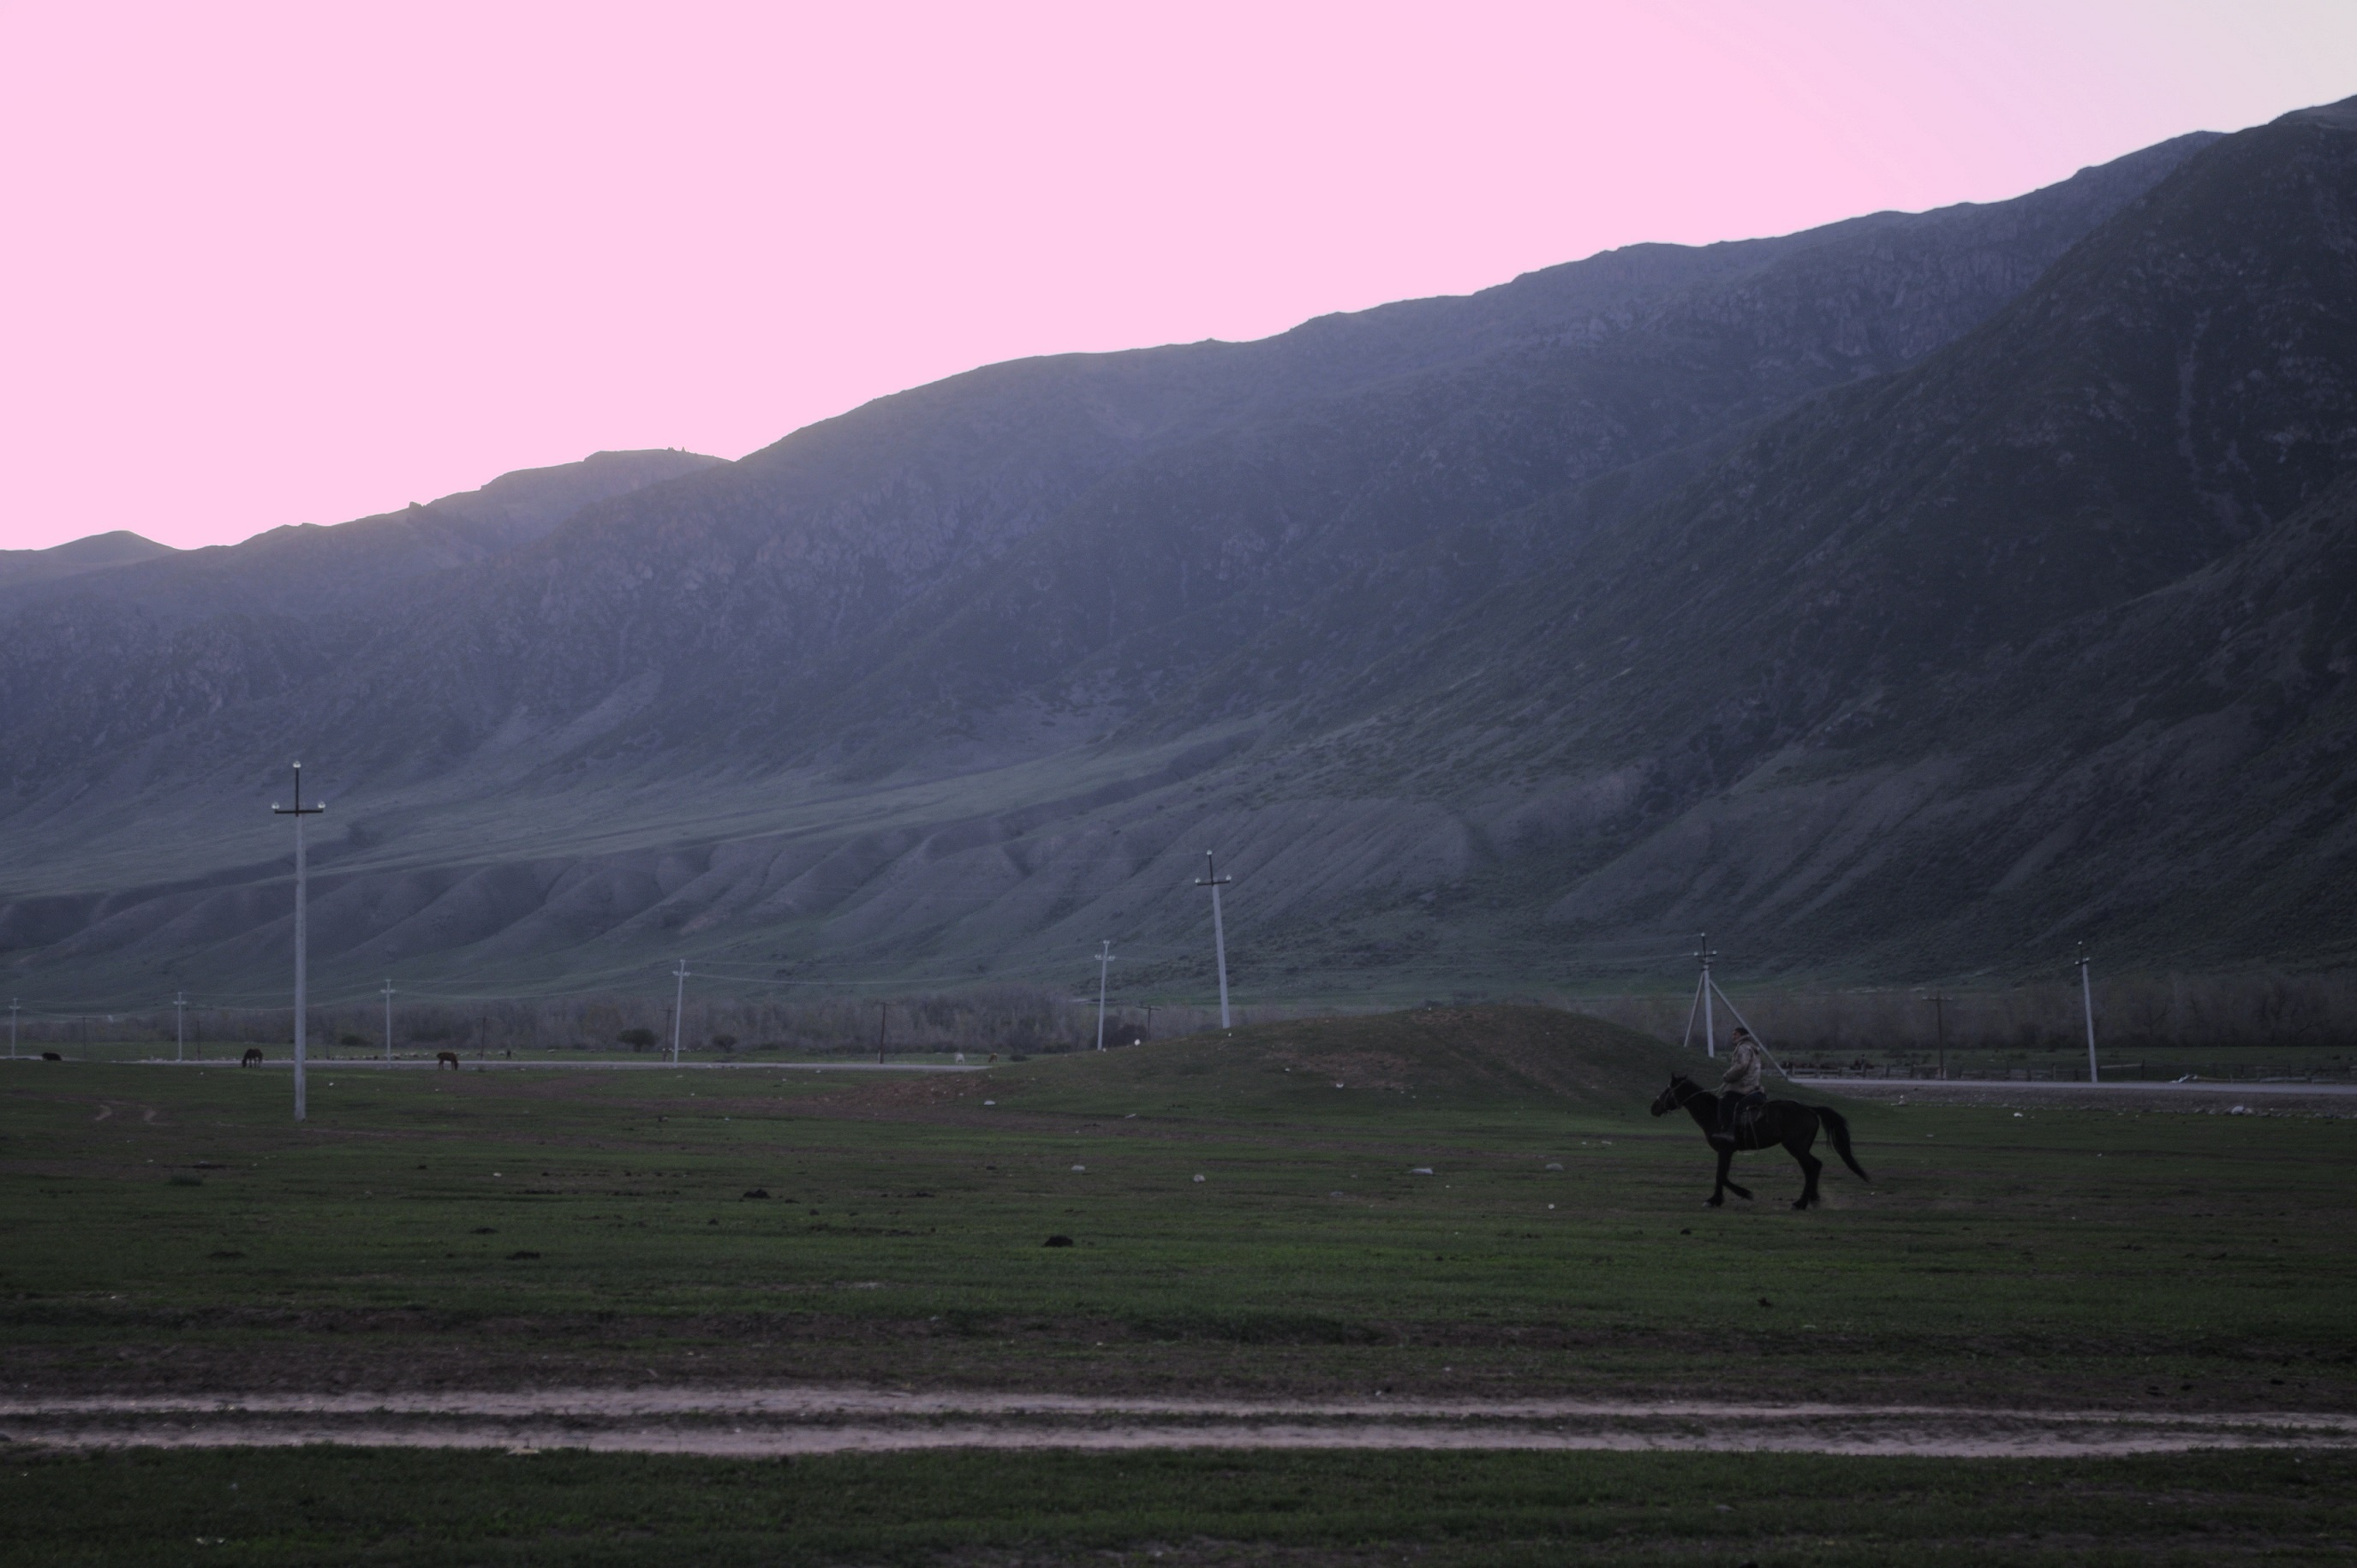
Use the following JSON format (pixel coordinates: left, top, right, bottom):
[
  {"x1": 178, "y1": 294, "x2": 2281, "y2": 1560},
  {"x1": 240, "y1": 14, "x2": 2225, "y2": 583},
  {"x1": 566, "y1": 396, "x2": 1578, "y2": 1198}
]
[
  {"x1": 2077, "y1": 944, "x2": 2099, "y2": 1084},
  {"x1": 1093, "y1": 941, "x2": 1116, "y2": 1050},
  {"x1": 9, "y1": 998, "x2": 19, "y2": 1059},
  {"x1": 1194, "y1": 851, "x2": 1234, "y2": 1030},
  {"x1": 173, "y1": 992, "x2": 187, "y2": 1064},
  {"x1": 1931, "y1": 988, "x2": 1948, "y2": 1081},
  {"x1": 1694, "y1": 966, "x2": 1788, "y2": 1082},
  {"x1": 1143, "y1": 1004, "x2": 1155, "y2": 1041},
  {"x1": 1699, "y1": 937, "x2": 1717, "y2": 1058},
  {"x1": 272, "y1": 762, "x2": 324, "y2": 1122},
  {"x1": 1680, "y1": 934, "x2": 1721, "y2": 1058},
  {"x1": 875, "y1": 1001, "x2": 889, "y2": 1064},
  {"x1": 381, "y1": 979, "x2": 396, "y2": 1066},
  {"x1": 670, "y1": 961, "x2": 689, "y2": 1064}
]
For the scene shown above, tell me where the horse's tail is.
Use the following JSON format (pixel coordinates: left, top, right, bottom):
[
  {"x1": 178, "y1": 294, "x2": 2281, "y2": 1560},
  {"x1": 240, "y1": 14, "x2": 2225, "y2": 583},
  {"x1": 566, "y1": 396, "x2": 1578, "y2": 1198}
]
[{"x1": 1817, "y1": 1105, "x2": 1870, "y2": 1181}]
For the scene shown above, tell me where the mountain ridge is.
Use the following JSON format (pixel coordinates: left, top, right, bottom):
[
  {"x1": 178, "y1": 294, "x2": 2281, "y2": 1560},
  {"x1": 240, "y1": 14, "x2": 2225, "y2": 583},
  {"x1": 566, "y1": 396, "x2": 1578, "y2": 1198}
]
[{"x1": 7, "y1": 111, "x2": 2354, "y2": 1002}]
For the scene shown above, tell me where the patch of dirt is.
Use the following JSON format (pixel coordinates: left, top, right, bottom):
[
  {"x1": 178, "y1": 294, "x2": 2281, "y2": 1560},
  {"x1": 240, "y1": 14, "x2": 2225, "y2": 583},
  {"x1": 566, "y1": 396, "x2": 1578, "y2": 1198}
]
[
  {"x1": 1818, "y1": 1080, "x2": 2357, "y2": 1115},
  {"x1": 6, "y1": 1388, "x2": 2354, "y2": 1458}
]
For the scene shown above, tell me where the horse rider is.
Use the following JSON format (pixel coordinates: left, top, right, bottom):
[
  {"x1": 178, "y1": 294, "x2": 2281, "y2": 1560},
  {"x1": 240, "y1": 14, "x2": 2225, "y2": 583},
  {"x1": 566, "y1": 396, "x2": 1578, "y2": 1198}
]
[{"x1": 1712, "y1": 1027, "x2": 1767, "y2": 1148}]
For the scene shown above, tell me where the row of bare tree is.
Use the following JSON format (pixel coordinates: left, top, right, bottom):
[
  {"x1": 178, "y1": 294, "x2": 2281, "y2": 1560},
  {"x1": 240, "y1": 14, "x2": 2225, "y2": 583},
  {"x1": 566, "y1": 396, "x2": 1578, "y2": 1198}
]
[
  {"x1": 11, "y1": 969, "x2": 2354, "y2": 1054},
  {"x1": 6, "y1": 986, "x2": 1310, "y2": 1054},
  {"x1": 1559, "y1": 969, "x2": 2357, "y2": 1052}
]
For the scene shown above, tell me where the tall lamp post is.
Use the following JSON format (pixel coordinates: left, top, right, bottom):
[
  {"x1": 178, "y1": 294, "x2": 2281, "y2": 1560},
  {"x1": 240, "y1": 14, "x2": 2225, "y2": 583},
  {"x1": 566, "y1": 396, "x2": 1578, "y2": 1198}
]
[
  {"x1": 1194, "y1": 851, "x2": 1233, "y2": 1030},
  {"x1": 1093, "y1": 940, "x2": 1116, "y2": 1049},
  {"x1": 670, "y1": 960, "x2": 689, "y2": 1065},
  {"x1": 272, "y1": 763, "x2": 325, "y2": 1121},
  {"x1": 2077, "y1": 944, "x2": 2100, "y2": 1085}
]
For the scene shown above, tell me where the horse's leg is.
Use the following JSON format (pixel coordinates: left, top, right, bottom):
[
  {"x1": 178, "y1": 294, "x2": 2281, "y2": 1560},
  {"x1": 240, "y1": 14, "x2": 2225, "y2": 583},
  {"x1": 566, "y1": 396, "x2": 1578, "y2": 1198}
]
[
  {"x1": 1790, "y1": 1118, "x2": 1823, "y2": 1209},
  {"x1": 1722, "y1": 1114, "x2": 1756, "y2": 1200},
  {"x1": 1706, "y1": 1144, "x2": 1732, "y2": 1207}
]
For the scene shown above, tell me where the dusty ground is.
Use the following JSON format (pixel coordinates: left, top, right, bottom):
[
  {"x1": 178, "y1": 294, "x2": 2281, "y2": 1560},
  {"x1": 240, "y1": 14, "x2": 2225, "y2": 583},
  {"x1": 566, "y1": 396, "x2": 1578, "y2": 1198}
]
[
  {"x1": 1799, "y1": 1078, "x2": 2357, "y2": 1112},
  {"x1": 7, "y1": 1386, "x2": 2357, "y2": 1458}
]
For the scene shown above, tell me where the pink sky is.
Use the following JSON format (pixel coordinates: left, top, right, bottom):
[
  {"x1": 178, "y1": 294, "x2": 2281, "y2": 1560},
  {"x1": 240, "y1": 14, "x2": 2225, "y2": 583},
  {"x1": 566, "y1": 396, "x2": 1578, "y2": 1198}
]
[{"x1": 2, "y1": 1, "x2": 2351, "y2": 552}]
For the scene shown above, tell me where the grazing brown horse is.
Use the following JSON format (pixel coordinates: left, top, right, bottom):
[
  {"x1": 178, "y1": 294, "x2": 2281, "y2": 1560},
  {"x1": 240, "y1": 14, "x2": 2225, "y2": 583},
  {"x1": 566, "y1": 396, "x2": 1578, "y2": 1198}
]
[
  {"x1": 240, "y1": 1048, "x2": 264, "y2": 1067},
  {"x1": 1650, "y1": 1073, "x2": 1869, "y2": 1209},
  {"x1": 436, "y1": 1051, "x2": 461, "y2": 1070}
]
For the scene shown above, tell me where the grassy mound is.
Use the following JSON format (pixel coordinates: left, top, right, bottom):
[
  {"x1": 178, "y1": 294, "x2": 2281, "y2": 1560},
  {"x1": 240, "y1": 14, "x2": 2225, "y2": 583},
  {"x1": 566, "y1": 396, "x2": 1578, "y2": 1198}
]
[{"x1": 989, "y1": 1004, "x2": 1708, "y2": 1120}]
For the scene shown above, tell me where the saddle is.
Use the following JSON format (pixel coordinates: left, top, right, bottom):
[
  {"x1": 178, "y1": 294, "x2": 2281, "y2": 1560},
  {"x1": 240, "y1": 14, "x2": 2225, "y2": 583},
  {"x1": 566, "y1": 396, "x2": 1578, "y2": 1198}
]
[{"x1": 1714, "y1": 1094, "x2": 1766, "y2": 1144}]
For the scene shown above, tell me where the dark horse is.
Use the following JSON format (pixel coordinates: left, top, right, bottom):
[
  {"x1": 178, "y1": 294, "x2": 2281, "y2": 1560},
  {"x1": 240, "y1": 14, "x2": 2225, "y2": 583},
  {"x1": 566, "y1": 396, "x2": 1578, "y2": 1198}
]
[{"x1": 1650, "y1": 1073, "x2": 1870, "y2": 1209}]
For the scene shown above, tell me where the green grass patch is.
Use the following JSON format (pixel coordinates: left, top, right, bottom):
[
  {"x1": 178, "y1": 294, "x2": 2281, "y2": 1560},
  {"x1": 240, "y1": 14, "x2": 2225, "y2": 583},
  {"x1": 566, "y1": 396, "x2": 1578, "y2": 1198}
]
[
  {"x1": 5, "y1": 1445, "x2": 2355, "y2": 1565},
  {"x1": 2, "y1": 1006, "x2": 2352, "y2": 1405}
]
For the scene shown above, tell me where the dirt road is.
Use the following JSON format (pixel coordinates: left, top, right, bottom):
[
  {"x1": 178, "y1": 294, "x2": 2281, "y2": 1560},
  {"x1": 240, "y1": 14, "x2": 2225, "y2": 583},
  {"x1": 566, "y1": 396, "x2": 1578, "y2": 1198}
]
[
  {"x1": 1799, "y1": 1076, "x2": 2357, "y2": 1110},
  {"x1": 6, "y1": 1388, "x2": 2354, "y2": 1458}
]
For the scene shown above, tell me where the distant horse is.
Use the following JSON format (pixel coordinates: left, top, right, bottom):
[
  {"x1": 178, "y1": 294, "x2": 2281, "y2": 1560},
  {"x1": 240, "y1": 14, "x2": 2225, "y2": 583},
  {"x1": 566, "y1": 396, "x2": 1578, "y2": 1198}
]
[
  {"x1": 40, "y1": 1052, "x2": 63, "y2": 1062},
  {"x1": 436, "y1": 1051, "x2": 461, "y2": 1071},
  {"x1": 1650, "y1": 1073, "x2": 1870, "y2": 1209},
  {"x1": 240, "y1": 1048, "x2": 264, "y2": 1067}
]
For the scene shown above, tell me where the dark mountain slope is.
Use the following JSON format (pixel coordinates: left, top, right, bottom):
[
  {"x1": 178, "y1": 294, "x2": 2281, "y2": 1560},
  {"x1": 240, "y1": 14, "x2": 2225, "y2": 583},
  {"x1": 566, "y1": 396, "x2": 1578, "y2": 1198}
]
[
  {"x1": 14, "y1": 118, "x2": 2344, "y2": 997},
  {"x1": 1905, "y1": 471, "x2": 2357, "y2": 966},
  {"x1": 0, "y1": 449, "x2": 723, "y2": 628},
  {"x1": 1262, "y1": 100, "x2": 2357, "y2": 973},
  {"x1": 0, "y1": 133, "x2": 2205, "y2": 794},
  {"x1": 1514, "y1": 474, "x2": 2357, "y2": 978},
  {"x1": 1597, "y1": 98, "x2": 2357, "y2": 685},
  {"x1": 1273, "y1": 98, "x2": 2356, "y2": 770},
  {"x1": 0, "y1": 531, "x2": 176, "y2": 588},
  {"x1": 612, "y1": 133, "x2": 2221, "y2": 769},
  {"x1": 0, "y1": 450, "x2": 721, "y2": 776}
]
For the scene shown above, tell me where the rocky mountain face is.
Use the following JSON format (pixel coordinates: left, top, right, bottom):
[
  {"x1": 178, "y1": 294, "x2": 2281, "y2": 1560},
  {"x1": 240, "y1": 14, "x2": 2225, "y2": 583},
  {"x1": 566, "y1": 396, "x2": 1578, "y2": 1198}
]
[
  {"x1": 3, "y1": 108, "x2": 2351, "y2": 1005},
  {"x1": 0, "y1": 531, "x2": 176, "y2": 589},
  {"x1": 0, "y1": 450, "x2": 721, "y2": 778}
]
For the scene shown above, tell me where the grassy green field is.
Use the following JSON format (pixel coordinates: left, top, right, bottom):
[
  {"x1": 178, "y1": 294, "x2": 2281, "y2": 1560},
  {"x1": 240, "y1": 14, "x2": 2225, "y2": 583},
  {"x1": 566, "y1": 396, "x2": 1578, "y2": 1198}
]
[
  {"x1": 5, "y1": 1005, "x2": 2354, "y2": 1562},
  {"x1": 4, "y1": 1005, "x2": 2350, "y2": 1404},
  {"x1": 8, "y1": 1446, "x2": 2357, "y2": 1565}
]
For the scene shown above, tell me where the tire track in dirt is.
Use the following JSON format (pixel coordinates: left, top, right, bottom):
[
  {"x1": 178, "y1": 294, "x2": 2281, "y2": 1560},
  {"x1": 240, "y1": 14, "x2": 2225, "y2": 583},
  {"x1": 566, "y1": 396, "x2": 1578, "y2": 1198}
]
[{"x1": 7, "y1": 1389, "x2": 2355, "y2": 1458}]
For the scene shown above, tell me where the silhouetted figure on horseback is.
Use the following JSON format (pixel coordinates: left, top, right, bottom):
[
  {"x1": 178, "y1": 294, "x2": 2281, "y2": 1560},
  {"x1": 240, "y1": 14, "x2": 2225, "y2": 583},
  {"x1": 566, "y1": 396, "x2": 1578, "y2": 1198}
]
[
  {"x1": 1712, "y1": 1027, "x2": 1767, "y2": 1148},
  {"x1": 1650, "y1": 1049, "x2": 1871, "y2": 1209}
]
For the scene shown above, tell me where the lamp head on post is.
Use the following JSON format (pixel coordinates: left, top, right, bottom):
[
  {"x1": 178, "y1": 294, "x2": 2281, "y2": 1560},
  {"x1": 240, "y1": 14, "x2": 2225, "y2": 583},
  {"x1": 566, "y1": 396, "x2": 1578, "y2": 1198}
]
[{"x1": 272, "y1": 761, "x2": 325, "y2": 820}]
